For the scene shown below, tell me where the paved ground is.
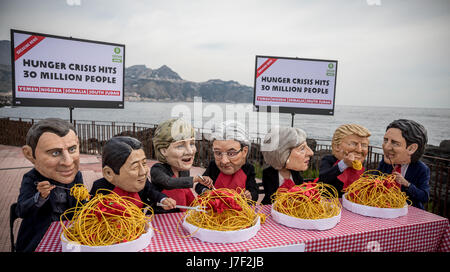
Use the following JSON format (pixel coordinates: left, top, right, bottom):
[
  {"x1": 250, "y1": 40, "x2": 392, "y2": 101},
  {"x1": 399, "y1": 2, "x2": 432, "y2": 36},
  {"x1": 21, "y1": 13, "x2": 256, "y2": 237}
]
[{"x1": 0, "y1": 144, "x2": 208, "y2": 252}]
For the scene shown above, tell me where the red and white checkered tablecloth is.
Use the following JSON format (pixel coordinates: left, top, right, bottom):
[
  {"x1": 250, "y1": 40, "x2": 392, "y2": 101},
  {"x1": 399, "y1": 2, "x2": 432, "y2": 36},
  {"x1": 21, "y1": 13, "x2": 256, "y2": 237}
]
[{"x1": 35, "y1": 205, "x2": 449, "y2": 252}]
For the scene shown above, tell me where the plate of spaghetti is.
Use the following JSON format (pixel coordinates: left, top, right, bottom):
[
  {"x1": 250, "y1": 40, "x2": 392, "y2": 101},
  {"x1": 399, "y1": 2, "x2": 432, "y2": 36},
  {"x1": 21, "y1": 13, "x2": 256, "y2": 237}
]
[
  {"x1": 60, "y1": 187, "x2": 155, "y2": 252},
  {"x1": 271, "y1": 182, "x2": 341, "y2": 230},
  {"x1": 180, "y1": 188, "x2": 265, "y2": 243},
  {"x1": 342, "y1": 170, "x2": 409, "y2": 218}
]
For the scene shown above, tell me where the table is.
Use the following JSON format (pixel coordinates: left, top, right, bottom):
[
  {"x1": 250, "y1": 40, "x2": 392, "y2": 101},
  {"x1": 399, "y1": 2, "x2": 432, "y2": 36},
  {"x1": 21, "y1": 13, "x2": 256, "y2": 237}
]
[{"x1": 35, "y1": 205, "x2": 450, "y2": 252}]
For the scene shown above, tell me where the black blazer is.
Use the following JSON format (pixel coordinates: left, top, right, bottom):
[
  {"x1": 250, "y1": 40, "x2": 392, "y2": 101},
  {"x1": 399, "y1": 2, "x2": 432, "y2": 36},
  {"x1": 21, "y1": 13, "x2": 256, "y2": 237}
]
[
  {"x1": 318, "y1": 155, "x2": 345, "y2": 197},
  {"x1": 150, "y1": 162, "x2": 194, "y2": 191},
  {"x1": 150, "y1": 162, "x2": 194, "y2": 213},
  {"x1": 15, "y1": 168, "x2": 83, "y2": 252},
  {"x1": 261, "y1": 166, "x2": 304, "y2": 205},
  {"x1": 194, "y1": 160, "x2": 258, "y2": 201},
  {"x1": 89, "y1": 177, "x2": 167, "y2": 212},
  {"x1": 378, "y1": 158, "x2": 430, "y2": 209}
]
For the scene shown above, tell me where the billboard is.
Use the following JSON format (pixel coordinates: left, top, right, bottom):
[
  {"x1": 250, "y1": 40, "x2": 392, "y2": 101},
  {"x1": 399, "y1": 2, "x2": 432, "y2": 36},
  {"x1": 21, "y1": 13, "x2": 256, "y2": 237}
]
[
  {"x1": 253, "y1": 55, "x2": 337, "y2": 115},
  {"x1": 11, "y1": 29, "x2": 125, "y2": 108}
]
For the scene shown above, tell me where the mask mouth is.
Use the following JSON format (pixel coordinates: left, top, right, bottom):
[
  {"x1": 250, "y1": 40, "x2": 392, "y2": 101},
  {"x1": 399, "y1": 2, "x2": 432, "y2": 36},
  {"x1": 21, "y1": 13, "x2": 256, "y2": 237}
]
[
  {"x1": 58, "y1": 168, "x2": 75, "y2": 177},
  {"x1": 181, "y1": 157, "x2": 193, "y2": 163},
  {"x1": 386, "y1": 152, "x2": 396, "y2": 159},
  {"x1": 219, "y1": 163, "x2": 233, "y2": 169},
  {"x1": 137, "y1": 176, "x2": 147, "y2": 183}
]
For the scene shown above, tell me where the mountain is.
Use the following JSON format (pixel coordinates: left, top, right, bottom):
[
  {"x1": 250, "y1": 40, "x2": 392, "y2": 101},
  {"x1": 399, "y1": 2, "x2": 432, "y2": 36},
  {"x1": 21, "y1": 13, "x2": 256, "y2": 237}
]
[
  {"x1": 0, "y1": 64, "x2": 11, "y2": 93},
  {"x1": 0, "y1": 41, "x2": 12, "y2": 95},
  {"x1": 125, "y1": 64, "x2": 253, "y2": 103},
  {"x1": 125, "y1": 64, "x2": 182, "y2": 81},
  {"x1": 0, "y1": 40, "x2": 11, "y2": 66},
  {"x1": 0, "y1": 40, "x2": 254, "y2": 104}
]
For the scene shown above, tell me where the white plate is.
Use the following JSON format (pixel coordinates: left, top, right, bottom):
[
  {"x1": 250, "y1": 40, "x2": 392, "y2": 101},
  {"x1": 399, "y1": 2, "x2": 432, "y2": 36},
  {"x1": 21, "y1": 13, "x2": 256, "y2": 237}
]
[
  {"x1": 271, "y1": 204, "x2": 341, "y2": 231},
  {"x1": 61, "y1": 223, "x2": 153, "y2": 252},
  {"x1": 342, "y1": 193, "x2": 408, "y2": 219},
  {"x1": 182, "y1": 215, "x2": 261, "y2": 243}
]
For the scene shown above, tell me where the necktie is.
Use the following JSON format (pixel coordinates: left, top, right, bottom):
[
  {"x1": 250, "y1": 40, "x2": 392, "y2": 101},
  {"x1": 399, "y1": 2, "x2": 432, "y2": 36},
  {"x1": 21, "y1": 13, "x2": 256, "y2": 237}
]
[
  {"x1": 280, "y1": 178, "x2": 295, "y2": 190},
  {"x1": 394, "y1": 164, "x2": 402, "y2": 175}
]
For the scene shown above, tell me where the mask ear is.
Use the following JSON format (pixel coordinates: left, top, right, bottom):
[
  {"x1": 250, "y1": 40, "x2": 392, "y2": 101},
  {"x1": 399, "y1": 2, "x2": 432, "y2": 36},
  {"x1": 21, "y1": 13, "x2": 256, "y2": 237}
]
[
  {"x1": 160, "y1": 148, "x2": 168, "y2": 157},
  {"x1": 332, "y1": 143, "x2": 343, "y2": 158},
  {"x1": 22, "y1": 145, "x2": 35, "y2": 164},
  {"x1": 102, "y1": 166, "x2": 117, "y2": 184},
  {"x1": 407, "y1": 143, "x2": 418, "y2": 155},
  {"x1": 241, "y1": 146, "x2": 249, "y2": 157}
]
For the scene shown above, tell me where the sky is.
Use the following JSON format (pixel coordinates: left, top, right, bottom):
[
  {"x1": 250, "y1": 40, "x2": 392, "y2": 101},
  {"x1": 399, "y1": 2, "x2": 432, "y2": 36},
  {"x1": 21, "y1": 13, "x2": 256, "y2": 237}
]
[{"x1": 0, "y1": 0, "x2": 449, "y2": 108}]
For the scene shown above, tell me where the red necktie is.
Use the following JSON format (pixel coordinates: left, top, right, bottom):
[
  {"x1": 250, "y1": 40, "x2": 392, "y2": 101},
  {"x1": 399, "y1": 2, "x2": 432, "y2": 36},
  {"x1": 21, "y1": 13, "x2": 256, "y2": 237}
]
[
  {"x1": 279, "y1": 179, "x2": 295, "y2": 190},
  {"x1": 333, "y1": 160, "x2": 365, "y2": 190},
  {"x1": 391, "y1": 165, "x2": 402, "y2": 189},
  {"x1": 215, "y1": 168, "x2": 247, "y2": 191}
]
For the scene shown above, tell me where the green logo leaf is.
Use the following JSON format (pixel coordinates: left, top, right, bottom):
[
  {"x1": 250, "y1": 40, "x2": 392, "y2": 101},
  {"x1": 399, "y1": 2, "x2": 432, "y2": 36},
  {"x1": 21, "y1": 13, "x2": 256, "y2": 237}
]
[{"x1": 114, "y1": 47, "x2": 121, "y2": 54}]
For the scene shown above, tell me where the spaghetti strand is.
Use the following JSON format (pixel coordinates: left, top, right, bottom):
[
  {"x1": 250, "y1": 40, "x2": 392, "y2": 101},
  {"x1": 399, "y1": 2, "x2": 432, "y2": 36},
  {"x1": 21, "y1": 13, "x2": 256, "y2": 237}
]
[
  {"x1": 342, "y1": 170, "x2": 410, "y2": 208},
  {"x1": 179, "y1": 188, "x2": 265, "y2": 237},
  {"x1": 61, "y1": 188, "x2": 154, "y2": 246},
  {"x1": 272, "y1": 182, "x2": 341, "y2": 220}
]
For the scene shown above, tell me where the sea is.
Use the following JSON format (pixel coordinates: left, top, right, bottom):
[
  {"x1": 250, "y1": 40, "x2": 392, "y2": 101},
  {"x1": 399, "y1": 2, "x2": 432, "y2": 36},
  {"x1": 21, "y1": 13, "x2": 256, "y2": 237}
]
[{"x1": 1, "y1": 101, "x2": 449, "y2": 148}]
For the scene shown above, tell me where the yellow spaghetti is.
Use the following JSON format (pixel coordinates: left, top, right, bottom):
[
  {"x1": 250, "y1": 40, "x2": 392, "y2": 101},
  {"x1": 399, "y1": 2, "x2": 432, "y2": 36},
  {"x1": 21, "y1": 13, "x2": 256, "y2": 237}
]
[
  {"x1": 352, "y1": 160, "x2": 363, "y2": 170},
  {"x1": 183, "y1": 188, "x2": 265, "y2": 233},
  {"x1": 343, "y1": 170, "x2": 410, "y2": 208},
  {"x1": 272, "y1": 182, "x2": 341, "y2": 220},
  {"x1": 60, "y1": 189, "x2": 154, "y2": 246},
  {"x1": 70, "y1": 184, "x2": 90, "y2": 202}
]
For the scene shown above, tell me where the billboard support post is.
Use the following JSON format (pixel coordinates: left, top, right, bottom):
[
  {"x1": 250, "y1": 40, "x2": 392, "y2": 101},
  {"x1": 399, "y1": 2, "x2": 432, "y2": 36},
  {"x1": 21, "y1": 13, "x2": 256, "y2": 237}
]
[
  {"x1": 291, "y1": 113, "x2": 295, "y2": 127},
  {"x1": 69, "y1": 106, "x2": 74, "y2": 124}
]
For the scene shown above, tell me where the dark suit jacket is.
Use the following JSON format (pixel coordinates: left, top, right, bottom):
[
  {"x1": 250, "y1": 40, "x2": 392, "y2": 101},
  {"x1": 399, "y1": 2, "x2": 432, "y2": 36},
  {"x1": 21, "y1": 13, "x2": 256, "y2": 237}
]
[
  {"x1": 319, "y1": 155, "x2": 346, "y2": 197},
  {"x1": 89, "y1": 177, "x2": 167, "y2": 212},
  {"x1": 150, "y1": 162, "x2": 193, "y2": 191},
  {"x1": 261, "y1": 166, "x2": 304, "y2": 205},
  {"x1": 377, "y1": 158, "x2": 430, "y2": 209},
  {"x1": 194, "y1": 160, "x2": 258, "y2": 201},
  {"x1": 15, "y1": 168, "x2": 83, "y2": 252},
  {"x1": 150, "y1": 162, "x2": 194, "y2": 213}
]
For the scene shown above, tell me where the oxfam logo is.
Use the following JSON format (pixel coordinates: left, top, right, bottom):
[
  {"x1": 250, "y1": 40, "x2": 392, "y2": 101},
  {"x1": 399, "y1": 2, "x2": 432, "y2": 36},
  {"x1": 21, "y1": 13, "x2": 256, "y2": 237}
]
[
  {"x1": 328, "y1": 63, "x2": 334, "y2": 69},
  {"x1": 114, "y1": 47, "x2": 121, "y2": 54}
]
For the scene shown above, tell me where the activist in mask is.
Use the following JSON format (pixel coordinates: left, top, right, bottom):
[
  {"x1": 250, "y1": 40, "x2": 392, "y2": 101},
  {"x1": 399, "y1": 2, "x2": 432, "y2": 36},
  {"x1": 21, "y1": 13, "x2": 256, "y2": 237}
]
[
  {"x1": 151, "y1": 118, "x2": 213, "y2": 212},
  {"x1": 319, "y1": 124, "x2": 371, "y2": 197},
  {"x1": 89, "y1": 136, "x2": 176, "y2": 212},
  {"x1": 260, "y1": 126, "x2": 314, "y2": 205},
  {"x1": 16, "y1": 118, "x2": 83, "y2": 252},
  {"x1": 194, "y1": 120, "x2": 258, "y2": 201},
  {"x1": 377, "y1": 119, "x2": 430, "y2": 209}
]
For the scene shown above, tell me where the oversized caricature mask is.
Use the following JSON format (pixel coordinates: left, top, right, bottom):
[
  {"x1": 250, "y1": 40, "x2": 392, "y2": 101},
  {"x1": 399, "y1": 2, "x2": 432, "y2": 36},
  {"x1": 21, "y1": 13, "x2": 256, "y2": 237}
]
[
  {"x1": 332, "y1": 124, "x2": 371, "y2": 164},
  {"x1": 102, "y1": 136, "x2": 149, "y2": 193},
  {"x1": 22, "y1": 118, "x2": 80, "y2": 184},
  {"x1": 382, "y1": 119, "x2": 427, "y2": 165},
  {"x1": 153, "y1": 118, "x2": 196, "y2": 172}
]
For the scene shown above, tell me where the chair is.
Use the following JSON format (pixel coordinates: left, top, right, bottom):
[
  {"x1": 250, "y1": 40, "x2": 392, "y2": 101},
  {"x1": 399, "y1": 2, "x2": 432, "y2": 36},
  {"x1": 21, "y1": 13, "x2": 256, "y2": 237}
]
[{"x1": 9, "y1": 202, "x2": 19, "y2": 252}]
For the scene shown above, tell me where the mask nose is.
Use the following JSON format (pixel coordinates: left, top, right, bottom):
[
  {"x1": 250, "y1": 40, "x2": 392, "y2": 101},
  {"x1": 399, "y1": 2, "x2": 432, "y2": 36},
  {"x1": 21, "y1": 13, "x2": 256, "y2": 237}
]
[{"x1": 60, "y1": 150, "x2": 74, "y2": 166}]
